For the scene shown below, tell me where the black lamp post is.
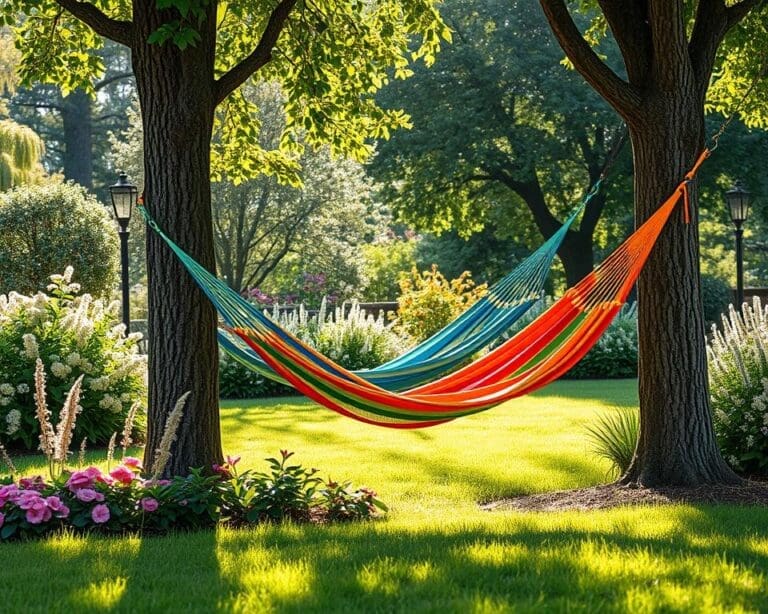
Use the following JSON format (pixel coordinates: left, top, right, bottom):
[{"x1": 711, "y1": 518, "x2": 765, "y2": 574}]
[
  {"x1": 725, "y1": 181, "x2": 751, "y2": 307},
  {"x1": 109, "y1": 172, "x2": 138, "y2": 333}
]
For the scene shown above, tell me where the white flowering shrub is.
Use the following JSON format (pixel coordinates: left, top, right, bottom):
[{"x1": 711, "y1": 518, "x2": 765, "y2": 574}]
[
  {"x1": 708, "y1": 298, "x2": 768, "y2": 474},
  {"x1": 220, "y1": 300, "x2": 409, "y2": 398},
  {"x1": 0, "y1": 269, "x2": 146, "y2": 450},
  {"x1": 313, "y1": 303, "x2": 409, "y2": 371}
]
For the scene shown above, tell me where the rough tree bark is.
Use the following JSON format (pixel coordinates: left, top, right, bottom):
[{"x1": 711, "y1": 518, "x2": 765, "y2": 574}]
[
  {"x1": 131, "y1": 6, "x2": 223, "y2": 475},
  {"x1": 538, "y1": 0, "x2": 759, "y2": 486}
]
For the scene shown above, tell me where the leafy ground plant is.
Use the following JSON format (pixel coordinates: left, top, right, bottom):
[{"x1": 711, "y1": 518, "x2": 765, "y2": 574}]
[
  {"x1": 0, "y1": 375, "x2": 385, "y2": 542},
  {"x1": 585, "y1": 406, "x2": 639, "y2": 477}
]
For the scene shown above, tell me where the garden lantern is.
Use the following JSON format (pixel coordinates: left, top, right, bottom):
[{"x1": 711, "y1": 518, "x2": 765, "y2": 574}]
[
  {"x1": 108, "y1": 171, "x2": 138, "y2": 333},
  {"x1": 725, "y1": 180, "x2": 750, "y2": 307}
]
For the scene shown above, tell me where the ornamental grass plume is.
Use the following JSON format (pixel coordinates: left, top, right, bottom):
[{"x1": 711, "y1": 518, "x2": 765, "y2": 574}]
[
  {"x1": 0, "y1": 442, "x2": 17, "y2": 477},
  {"x1": 53, "y1": 375, "x2": 84, "y2": 470},
  {"x1": 151, "y1": 391, "x2": 191, "y2": 480},
  {"x1": 106, "y1": 433, "x2": 117, "y2": 469},
  {"x1": 33, "y1": 359, "x2": 55, "y2": 459},
  {"x1": 121, "y1": 402, "x2": 140, "y2": 458},
  {"x1": 78, "y1": 437, "x2": 87, "y2": 468}
]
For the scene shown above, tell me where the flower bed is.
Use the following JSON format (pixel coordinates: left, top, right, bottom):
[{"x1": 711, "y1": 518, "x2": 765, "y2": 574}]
[{"x1": 0, "y1": 451, "x2": 386, "y2": 541}]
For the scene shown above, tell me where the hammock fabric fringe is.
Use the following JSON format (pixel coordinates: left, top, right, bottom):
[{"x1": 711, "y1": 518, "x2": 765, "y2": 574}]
[{"x1": 142, "y1": 151, "x2": 708, "y2": 429}]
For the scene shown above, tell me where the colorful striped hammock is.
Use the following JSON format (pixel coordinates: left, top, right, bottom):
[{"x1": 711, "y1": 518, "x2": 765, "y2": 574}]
[
  {"x1": 217, "y1": 184, "x2": 600, "y2": 391},
  {"x1": 142, "y1": 151, "x2": 707, "y2": 428}
]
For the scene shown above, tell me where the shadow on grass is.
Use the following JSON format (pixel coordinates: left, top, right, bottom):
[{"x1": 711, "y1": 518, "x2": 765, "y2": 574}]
[
  {"x1": 215, "y1": 506, "x2": 768, "y2": 612},
  {"x1": 533, "y1": 379, "x2": 639, "y2": 407}
]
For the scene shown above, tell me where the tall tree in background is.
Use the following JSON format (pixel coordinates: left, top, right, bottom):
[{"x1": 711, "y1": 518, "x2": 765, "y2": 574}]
[
  {"x1": 371, "y1": 0, "x2": 629, "y2": 286},
  {"x1": 11, "y1": 0, "x2": 448, "y2": 475},
  {"x1": 539, "y1": 0, "x2": 768, "y2": 486},
  {"x1": 9, "y1": 41, "x2": 134, "y2": 190}
]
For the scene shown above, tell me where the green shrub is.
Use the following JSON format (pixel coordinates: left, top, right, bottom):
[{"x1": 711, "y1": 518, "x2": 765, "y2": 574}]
[
  {"x1": 0, "y1": 269, "x2": 146, "y2": 449},
  {"x1": 708, "y1": 298, "x2": 768, "y2": 474},
  {"x1": 361, "y1": 239, "x2": 418, "y2": 301},
  {"x1": 219, "y1": 353, "x2": 295, "y2": 399},
  {"x1": 565, "y1": 303, "x2": 638, "y2": 379},
  {"x1": 0, "y1": 181, "x2": 119, "y2": 298},
  {"x1": 219, "y1": 300, "x2": 408, "y2": 399},
  {"x1": 393, "y1": 265, "x2": 487, "y2": 342},
  {"x1": 585, "y1": 406, "x2": 639, "y2": 477},
  {"x1": 701, "y1": 274, "x2": 733, "y2": 326}
]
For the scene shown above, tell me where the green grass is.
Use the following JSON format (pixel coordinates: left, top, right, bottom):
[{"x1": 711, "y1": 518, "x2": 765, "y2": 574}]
[{"x1": 3, "y1": 379, "x2": 768, "y2": 613}]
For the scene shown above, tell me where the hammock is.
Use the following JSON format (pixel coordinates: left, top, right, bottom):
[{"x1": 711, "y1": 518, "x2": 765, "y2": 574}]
[
  {"x1": 217, "y1": 186, "x2": 598, "y2": 391},
  {"x1": 143, "y1": 152, "x2": 706, "y2": 428}
]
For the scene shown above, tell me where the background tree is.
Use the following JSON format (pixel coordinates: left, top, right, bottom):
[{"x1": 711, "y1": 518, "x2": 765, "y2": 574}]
[
  {"x1": 10, "y1": 0, "x2": 449, "y2": 475},
  {"x1": 370, "y1": 0, "x2": 631, "y2": 286},
  {"x1": 111, "y1": 83, "x2": 378, "y2": 300},
  {"x1": 9, "y1": 41, "x2": 134, "y2": 191},
  {"x1": 539, "y1": 0, "x2": 768, "y2": 486},
  {"x1": 0, "y1": 31, "x2": 45, "y2": 190}
]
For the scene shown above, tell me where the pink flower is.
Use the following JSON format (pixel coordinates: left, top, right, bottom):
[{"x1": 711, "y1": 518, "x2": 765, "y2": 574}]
[
  {"x1": 109, "y1": 465, "x2": 135, "y2": 485},
  {"x1": 19, "y1": 476, "x2": 46, "y2": 491},
  {"x1": 66, "y1": 470, "x2": 95, "y2": 492},
  {"x1": 45, "y1": 496, "x2": 65, "y2": 512},
  {"x1": 0, "y1": 484, "x2": 19, "y2": 506},
  {"x1": 16, "y1": 490, "x2": 43, "y2": 510},
  {"x1": 212, "y1": 464, "x2": 232, "y2": 479},
  {"x1": 123, "y1": 457, "x2": 143, "y2": 471},
  {"x1": 25, "y1": 500, "x2": 52, "y2": 524},
  {"x1": 75, "y1": 488, "x2": 105, "y2": 503},
  {"x1": 140, "y1": 497, "x2": 159, "y2": 512},
  {"x1": 226, "y1": 455, "x2": 241, "y2": 468},
  {"x1": 91, "y1": 504, "x2": 110, "y2": 524},
  {"x1": 44, "y1": 496, "x2": 70, "y2": 519}
]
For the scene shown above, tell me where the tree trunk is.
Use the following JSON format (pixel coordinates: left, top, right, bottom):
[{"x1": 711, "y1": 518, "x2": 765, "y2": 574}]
[
  {"x1": 132, "y1": 6, "x2": 223, "y2": 476},
  {"x1": 621, "y1": 91, "x2": 740, "y2": 486},
  {"x1": 557, "y1": 229, "x2": 594, "y2": 287},
  {"x1": 61, "y1": 89, "x2": 94, "y2": 190}
]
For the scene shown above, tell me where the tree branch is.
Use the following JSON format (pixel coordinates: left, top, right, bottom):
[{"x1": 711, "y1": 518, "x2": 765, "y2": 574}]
[
  {"x1": 690, "y1": 0, "x2": 764, "y2": 92},
  {"x1": 214, "y1": 0, "x2": 298, "y2": 105},
  {"x1": 596, "y1": 0, "x2": 652, "y2": 85},
  {"x1": 538, "y1": 0, "x2": 642, "y2": 122},
  {"x1": 95, "y1": 71, "x2": 134, "y2": 91},
  {"x1": 54, "y1": 0, "x2": 132, "y2": 46}
]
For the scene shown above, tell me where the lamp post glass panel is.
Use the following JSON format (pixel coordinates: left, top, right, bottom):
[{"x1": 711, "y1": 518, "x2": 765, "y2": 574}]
[
  {"x1": 109, "y1": 172, "x2": 138, "y2": 334},
  {"x1": 725, "y1": 181, "x2": 751, "y2": 308}
]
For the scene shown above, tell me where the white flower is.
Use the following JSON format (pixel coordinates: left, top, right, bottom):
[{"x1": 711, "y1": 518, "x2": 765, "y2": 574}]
[
  {"x1": 5, "y1": 409, "x2": 21, "y2": 435},
  {"x1": 50, "y1": 362, "x2": 72, "y2": 379},
  {"x1": 16, "y1": 383, "x2": 30, "y2": 394},
  {"x1": 0, "y1": 398, "x2": 10, "y2": 406},
  {"x1": 0, "y1": 383, "x2": 14, "y2": 396},
  {"x1": 66, "y1": 352, "x2": 81, "y2": 367},
  {"x1": 22, "y1": 333, "x2": 39, "y2": 360}
]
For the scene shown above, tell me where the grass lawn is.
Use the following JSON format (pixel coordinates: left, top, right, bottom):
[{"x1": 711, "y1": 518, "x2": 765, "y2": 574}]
[{"x1": 3, "y1": 379, "x2": 768, "y2": 612}]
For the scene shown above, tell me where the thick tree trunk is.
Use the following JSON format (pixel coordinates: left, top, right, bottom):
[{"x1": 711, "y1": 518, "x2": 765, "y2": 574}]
[
  {"x1": 557, "y1": 230, "x2": 594, "y2": 287},
  {"x1": 61, "y1": 89, "x2": 94, "y2": 189},
  {"x1": 621, "y1": 92, "x2": 740, "y2": 486},
  {"x1": 132, "y1": 6, "x2": 223, "y2": 476}
]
